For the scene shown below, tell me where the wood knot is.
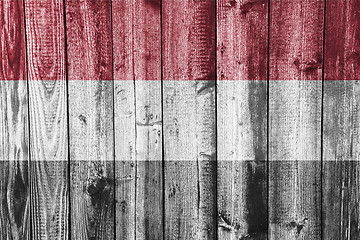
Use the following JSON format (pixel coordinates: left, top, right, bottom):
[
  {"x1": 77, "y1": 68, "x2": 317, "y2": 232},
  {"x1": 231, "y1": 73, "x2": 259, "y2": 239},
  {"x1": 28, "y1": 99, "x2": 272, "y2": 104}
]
[
  {"x1": 120, "y1": 200, "x2": 127, "y2": 212},
  {"x1": 230, "y1": 0, "x2": 237, "y2": 7},
  {"x1": 145, "y1": 0, "x2": 161, "y2": 8},
  {"x1": 87, "y1": 177, "x2": 113, "y2": 206},
  {"x1": 240, "y1": 0, "x2": 267, "y2": 14},
  {"x1": 284, "y1": 218, "x2": 308, "y2": 236},
  {"x1": 293, "y1": 55, "x2": 322, "y2": 74},
  {"x1": 196, "y1": 80, "x2": 216, "y2": 95},
  {"x1": 79, "y1": 114, "x2": 87, "y2": 125},
  {"x1": 218, "y1": 213, "x2": 240, "y2": 231}
]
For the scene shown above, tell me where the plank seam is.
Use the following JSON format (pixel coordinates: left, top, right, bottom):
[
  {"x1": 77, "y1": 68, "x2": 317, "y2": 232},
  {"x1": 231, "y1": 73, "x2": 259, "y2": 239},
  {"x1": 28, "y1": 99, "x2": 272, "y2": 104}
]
[
  {"x1": 266, "y1": 0, "x2": 270, "y2": 239},
  {"x1": 109, "y1": 1, "x2": 116, "y2": 239},
  {"x1": 321, "y1": 0, "x2": 327, "y2": 239},
  {"x1": 132, "y1": 3, "x2": 138, "y2": 237},
  {"x1": 214, "y1": 0, "x2": 218, "y2": 239},
  {"x1": 22, "y1": 0, "x2": 32, "y2": 238},
  {"x1": 160, "y1": 0, "x2": 166, "y2": 239},
  {"x1": 62, "y1": 0, "x2": 71, "y2": 239}
]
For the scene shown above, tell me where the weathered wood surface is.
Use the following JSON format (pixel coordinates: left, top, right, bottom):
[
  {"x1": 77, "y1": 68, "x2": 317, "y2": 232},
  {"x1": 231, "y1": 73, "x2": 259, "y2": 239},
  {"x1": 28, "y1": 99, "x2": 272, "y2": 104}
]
[
  {"x1": 0, "y1": 1, "x2": 29, "y2": 240},
  {"x1": 217, "y1": 0, "x2": 268, "y2": 239},
  {"x1": 1, "y1": 1, "x2": 360, "y2": 240},
  {"x1": 24, "y1": 0, "x2": 69, "y2": 239},
  {"x1": 268, "y1": 0, "x2": 323, "y2": 239},
  {"x1": 0, "y1": 161, "x2": 29, "y2": 240},
  {"x1": 0, "y1": 0, "x2": 28, "y2": 159},
  {"x1": 323, "y1": 0, "x2": 360, "y2": 239},
  {"x1": 25, "y1": 0, "x2": 68, "y2": 159},
  {"x1": 112, "y1": 0, "x2": 163, "y2": 239},
  {"x1": 163, "y1": 0, "x2": 217, "y2": 239},
  {"x1": 65, "y1": 0, "x2": 114, "y2": 239},
  {"x1": 112, "y1": 0, "x2": 136, "y2": 239}
]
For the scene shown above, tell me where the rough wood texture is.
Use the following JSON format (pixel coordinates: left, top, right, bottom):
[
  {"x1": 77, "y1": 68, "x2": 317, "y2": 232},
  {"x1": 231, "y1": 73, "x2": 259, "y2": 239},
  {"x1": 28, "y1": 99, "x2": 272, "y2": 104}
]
[
  {"x1": 24, "y1": 0, "x2": 69, "y2": 239},
  {"x1": 0, "y1": 161, "x2": 29, "y2": 240},
  {"x1": 113, "y1": 0, "x2": 163, "y2": 239},
  {"x1": 3, "y1": 1, "x2": 360, "y2": 239},
  {"x1": 0, "y1": 0, "x2": 27, "y2": 81},
  {"x1": 163, "y1": 0, "x2": 217, "y2": 239},
  {"x1": 25, "y1": 0, "x2": 68, "y2": 160},
  {"x1": 0, "y1": 80, "x2": 28, "y2": 161},
  {"x1": 0, "y1": 1, "x2": 29, "y2": 240},
  {"x1": 132, "y1": 0, "x2": 163, "y2": 238},
  {"x1": 65, "y1": 0, "x2": 114, "y2": 239},
  {"x1": 217, "y1": 0, "x2": 268, "y2": 239},
  {"x1": 268, "y1": 0, "x2": 323, "y2": 239},
  {"x1": 323, "y1": 0, "x2": 360, "y2": 238},
  {"x1": 0, "y1": 0, "x2": 28, "y2": 159},
  {"x1": 112, "y1": 0, "x2": 136, "y2": 239}
]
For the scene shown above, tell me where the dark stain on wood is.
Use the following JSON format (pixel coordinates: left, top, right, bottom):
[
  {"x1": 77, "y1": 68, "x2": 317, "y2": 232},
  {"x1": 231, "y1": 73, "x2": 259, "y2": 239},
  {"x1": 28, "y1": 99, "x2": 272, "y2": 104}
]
[
  {"x1": 240, "y1": 0, "x2": 267, "y2": 15},
  {"x1": 245, "y1": 162, "x2": 267, "y2": 235},
  {"x1": 87, "y1": 176, "x2": 113, "y2": 207},
  {"x1": 248, "y1": 82, "x2": 267, "y2": 161},
  {"x1": 13, "y1": 163, "x2": 28, "y2": 228},
  {"x1": 145, "y1": 0, "x2": 161, "y2": 9}
]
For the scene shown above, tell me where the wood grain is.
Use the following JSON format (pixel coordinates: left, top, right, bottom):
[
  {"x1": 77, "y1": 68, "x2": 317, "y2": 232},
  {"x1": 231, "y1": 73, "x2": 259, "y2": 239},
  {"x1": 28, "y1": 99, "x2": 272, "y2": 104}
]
[
  {"x1": 0, "y1": 162, "x2": 30, "y2": 240},
  {"x1": 0, "y1": 0, "x2": 28, "y2": 159},
  {"x1": 112, "y1": 0, "x2": 136, "y2": 239},
  {"x1": 112, "y1": 0, "x2": 163, "y2": 239},
  {"x1": 163, "y1": 0, "x2": 217, "y2": 239},
  {"x1": 65, "y1": 0, "x2": 114, "y2": 239},
  {"x1": 24, "y1": 0, "x2": 68, "y2": 239},
  {"x1": 217, "y1": 0, "x2": 268, "y2": 239},
  {"x1": 3, "y1": 1, "x2": 360, "y2": 240},
  {"x1": 0, "y1": 2, "x2": 29, "y2": 240},
  {"x1": 25, "y1": 0, "x2": 68, "y2": 160},
  {"x1": 323, "y1": 0, "x2": 360, "y2": 238},
  {"x1": 268, "y1": 0, "x2": 323, "y2": 239},
  {"x1": 132, "y1": 0, "x2": 163, "y2": 239}
]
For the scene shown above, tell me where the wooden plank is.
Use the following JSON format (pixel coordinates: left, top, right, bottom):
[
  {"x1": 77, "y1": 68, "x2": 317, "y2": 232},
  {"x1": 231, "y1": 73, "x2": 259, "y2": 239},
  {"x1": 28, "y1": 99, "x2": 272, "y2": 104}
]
[
  {"x1": 323, "y1": 0, "x2": 360, "y2": 238},
  {"x1": 268, "y1": 0, "x2": 323, "y2": 239},
  {"x1": 132, "y1": 0, "x2": 163, "y2": 239},
  {"x1": 112, "y1": 0, "x2": 163, "y2": 239},
  {"x1": 112, "y1": 0, "x2": 136, "y2": 239},
  {"x1": 162, "y1": 0, "x2": 217, "y2": 239},
  {"x1": 0, "y1": 1, "x2": 29, "y2": 239},
  {"x1": 65, "y1": 0, "x2": 114, "y2": 239},
  {"x1": 216, "y1": 0, "x2": 268, "y2": 239},
  {"x1": 0, "y1": 0, "x2": 28, "y2": 159},
  {"x1": 24, "y1": 0, "x2": 68, "y2": 239},
  {"x1": 0, "y1": 161, "x2": 30, "y2": 240}
]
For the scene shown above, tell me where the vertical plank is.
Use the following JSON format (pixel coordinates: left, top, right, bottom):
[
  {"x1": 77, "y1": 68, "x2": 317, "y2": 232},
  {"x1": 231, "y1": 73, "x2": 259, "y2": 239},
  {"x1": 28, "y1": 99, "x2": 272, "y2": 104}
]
[
  {"x1": 323, "y1": 0, "x2": 360, "y2": 238},
  {"x1": 0, "y1": 1, "x2": 29, "y2": 239},
  {"x1": 269, "y1": 0, "x2": 324, "y2": 239},
  {"x1": 24, "y1": 0, "x2": 68, "y2": 239},
  {"x1": 0, "y1": 0, "x2": 28, "y2": 160},
  {"x1": 112, "y1": 0, "x2": 163, "y2": 239},
  {"x1": 65, "y1": 0, "x2": 114, "y2": 239},
  {"x1": 268, "y1": 0, "x2": 323, "y2": 239},
  {"x1": 217, "y1": 0, "x2": 268, "y2": 239},
  {"x1": 162, "y1": 0, "x2": 217, "y2": 239},
  {"x1": 112, "y1": 0, "x2": 136, "y2": 238},
  {"x1": 132, "y1": 0, "x2": 163, "y2": 239},
  {"x1": 0, "y1": 161, "x2": 29, "y2": 240}
]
